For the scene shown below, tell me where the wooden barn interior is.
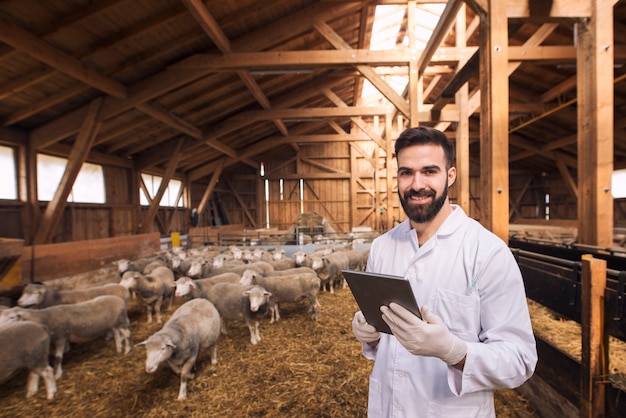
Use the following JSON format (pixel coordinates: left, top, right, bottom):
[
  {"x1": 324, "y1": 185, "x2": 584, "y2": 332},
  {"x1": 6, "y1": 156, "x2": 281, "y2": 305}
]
[{"x1": 1, "y1": 0, "x2": 626, "y2": 417}]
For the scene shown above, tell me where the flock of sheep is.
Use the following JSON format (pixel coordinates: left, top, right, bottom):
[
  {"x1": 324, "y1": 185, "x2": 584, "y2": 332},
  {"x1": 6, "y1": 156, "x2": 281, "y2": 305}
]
[{"x1": 0, "y1": 242, "x2": 369, "y2": 401}]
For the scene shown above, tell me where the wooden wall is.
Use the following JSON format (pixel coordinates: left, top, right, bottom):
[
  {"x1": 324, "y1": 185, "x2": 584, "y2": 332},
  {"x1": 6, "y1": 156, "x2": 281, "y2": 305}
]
[{"x1": 1, "y1": 131, "x2": 625, "y2": 245}]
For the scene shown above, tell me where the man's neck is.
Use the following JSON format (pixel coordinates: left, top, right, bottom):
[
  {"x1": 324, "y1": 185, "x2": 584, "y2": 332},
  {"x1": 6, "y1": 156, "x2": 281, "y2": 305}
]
[{"x1": 410, "y1": 203, "x2": 454, "y2": 246}]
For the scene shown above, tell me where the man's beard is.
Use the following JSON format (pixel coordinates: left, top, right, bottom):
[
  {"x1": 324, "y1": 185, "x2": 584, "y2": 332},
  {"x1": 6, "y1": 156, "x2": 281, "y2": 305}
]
[{"x1": 399, "y1": 184, "x2": 448, "y2": 224}]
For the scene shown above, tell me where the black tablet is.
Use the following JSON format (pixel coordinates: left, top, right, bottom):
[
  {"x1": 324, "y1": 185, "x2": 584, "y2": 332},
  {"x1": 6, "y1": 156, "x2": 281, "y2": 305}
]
[{"x1": 343, "y1": 269, "x2": 422, "y2": 334}]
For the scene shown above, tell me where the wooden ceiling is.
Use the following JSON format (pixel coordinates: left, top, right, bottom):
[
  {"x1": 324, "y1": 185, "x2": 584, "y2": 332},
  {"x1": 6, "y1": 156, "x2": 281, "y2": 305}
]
[{"x1": 0, "y1": 0, "x2": 625, "y2": 182}]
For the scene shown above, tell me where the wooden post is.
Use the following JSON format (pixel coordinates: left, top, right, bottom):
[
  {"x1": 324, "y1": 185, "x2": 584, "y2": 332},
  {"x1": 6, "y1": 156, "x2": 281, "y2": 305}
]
[
  {"x1": 477, "y1": 0, "x2": 509, "y2": 241},
  {"x1": 580, "y1": 254, "x2": 607, "y2": 418},
  {"x1": 576, "y1": 0, "x2": 614, "y2": 247}
]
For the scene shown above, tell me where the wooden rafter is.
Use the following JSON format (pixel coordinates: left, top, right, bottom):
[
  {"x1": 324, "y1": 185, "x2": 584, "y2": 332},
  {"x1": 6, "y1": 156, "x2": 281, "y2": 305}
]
[{"x1": 32, "y1": 98, "x2": 103, "y2": 244}]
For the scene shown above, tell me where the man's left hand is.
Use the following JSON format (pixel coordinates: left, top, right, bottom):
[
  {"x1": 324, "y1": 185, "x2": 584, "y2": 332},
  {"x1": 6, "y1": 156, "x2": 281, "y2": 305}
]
[{"x1": 381, "y1": 303, "x2": 467, "y2": 366}]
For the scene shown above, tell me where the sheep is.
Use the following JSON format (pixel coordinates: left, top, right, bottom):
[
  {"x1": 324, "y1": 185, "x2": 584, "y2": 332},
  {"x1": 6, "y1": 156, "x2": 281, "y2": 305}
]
[
  {"x1": 17, "y1": 282, "x2": 131, "y2": 309},
  {"x1": 119, "y1": 266, "x2": 175, "y2": 324},
  {"x1": 0, "y1": 321, "x2": 57, "y2": 400},
  {"x1": 293, "y1": 251, "x2": 324, "y2": 271},
  {"x1": 239, "y1": 269, "x2": 321, "y2": 323},
  {"x1": 265, "y1": 266, "x2": 318, "y2": 277},
  {"x1": 316, "y1": 251, "x2": 350, "y2": 293},
  {"x1": 142, "y1": 259, "x2": 167, "y2": 274},
  {"x1": 201, "y1": 260, "x2": 274, "y2": 278},
  {"x1": 334, "y1": 248, "x2": 366, "y2": 271},
  {"x1": 173, "y1": 272, "x2": 240, "y2": 300},
  {"x1": 136, "y1": 298, "x2": 221, "y2": 400},
  {"x1": 204, "y1": 282, "x2": 273, "y2": 345},
  {"x1": 114, "y1": 255, "x2": 162, "y2": 274},
  {"x1": 0, "y1": 295, "x2": 131, "y2": 379},
  {"x1": 212, "y1": 254, "x2": 245, "y2": 270},
  {"x1": 267, "y1": 257, "x2": 297, "y2": 271}
]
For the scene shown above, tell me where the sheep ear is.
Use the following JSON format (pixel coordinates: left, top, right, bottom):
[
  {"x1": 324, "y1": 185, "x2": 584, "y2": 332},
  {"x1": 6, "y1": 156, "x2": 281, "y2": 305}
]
[
  {"x1": 190, "y1": 281, "x2": 198, "y2": 288},
  {"x1": 264, "y1": 291, "x2": 272, "y2": 297},
  {"x1": 135, "y1": 341, "x2": 146, "y2": 348},
  {"x1": 165, "y1": 336, "x2": 176, "y2": 349},
  {"x1": 242, "y1": 290, "x2": 251, "y2": 296}
]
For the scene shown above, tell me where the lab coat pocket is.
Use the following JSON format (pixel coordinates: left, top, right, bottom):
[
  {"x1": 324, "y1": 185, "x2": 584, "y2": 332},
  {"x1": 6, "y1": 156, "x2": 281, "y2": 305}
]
[
  {"x1": 433, "y1": 288, "x2": 479, "y2": 341},
  {"x1": 367, "y1": 377, "x2": 382, "y2": 417}
]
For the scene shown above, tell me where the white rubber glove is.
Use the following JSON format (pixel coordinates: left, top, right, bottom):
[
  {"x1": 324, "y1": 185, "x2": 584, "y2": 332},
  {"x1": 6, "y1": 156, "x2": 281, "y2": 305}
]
[
  {"x1": 381, "y1": 303, "x2": 467, "y2": 366},
  {"x1": 352, "y1": 311, "x2": 380, "y2": 344}
]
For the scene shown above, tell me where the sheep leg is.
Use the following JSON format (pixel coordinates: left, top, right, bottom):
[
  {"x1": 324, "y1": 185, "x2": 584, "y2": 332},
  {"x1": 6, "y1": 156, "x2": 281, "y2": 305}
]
[
  {"x1": 28, "y1": 366, "x2": 56, "y2": 400},
  {"x1": 154, "y1": 296, "x2": 164, "y2": 324},
  {"x1": 111, "y1": 328, "x2": 122, "y2": 353},
  {"x1": 208, "y1": 343, "x2": 218, "y2": 365},
  {"x1": 25, "y1": 371, "x2": 40, "y2": 398},
  {"x1": 119, "y1": 327, "x2": 131, "y2": 354},
  {"x1": 41, "y1": 366, "x2": 57, "y2": 400},
  {"x1": 245, "y1": 318, "x2": 259, "y2": 345},
  {"x1": 310, "y1": 299, "x2": 321, "y2": 321},
  {"x1": 52, "y1": 339, "x2": 66, "y2": 380},
  {"x1": 145, "y1": 302, "x2": 153, "y2": 324},
  {"x1": 177, "y1": 355, "x2": 198, "y2": 400}
]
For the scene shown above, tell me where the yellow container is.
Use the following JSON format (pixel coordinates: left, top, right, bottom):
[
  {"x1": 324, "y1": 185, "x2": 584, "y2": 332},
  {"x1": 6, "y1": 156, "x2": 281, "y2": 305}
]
[{"x1": 171, "y1": 232, "x2": 181, "y2": 247}]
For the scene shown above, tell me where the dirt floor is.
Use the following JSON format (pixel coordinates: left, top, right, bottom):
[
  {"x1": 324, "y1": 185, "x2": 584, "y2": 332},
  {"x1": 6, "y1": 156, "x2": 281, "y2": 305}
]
[{"x1": 0, "y1": 279, "x2": 540, "y2": 418}]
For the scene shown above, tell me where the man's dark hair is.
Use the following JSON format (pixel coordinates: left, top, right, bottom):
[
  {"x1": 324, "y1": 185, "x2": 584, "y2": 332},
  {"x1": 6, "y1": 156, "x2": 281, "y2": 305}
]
[{"x1": 394, "y1": 126, "x2": 455, "y2": 169}]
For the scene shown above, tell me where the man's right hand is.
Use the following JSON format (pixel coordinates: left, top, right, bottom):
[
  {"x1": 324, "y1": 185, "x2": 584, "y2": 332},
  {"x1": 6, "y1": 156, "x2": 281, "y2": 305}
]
[{"x1": 352, "y1": 311, "x2": 380, "y2": 343}]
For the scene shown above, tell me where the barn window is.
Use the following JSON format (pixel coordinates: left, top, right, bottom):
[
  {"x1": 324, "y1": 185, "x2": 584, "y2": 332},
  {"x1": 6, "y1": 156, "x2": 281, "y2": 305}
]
[
  {"x1": 300, "y1": 178, "x2": 304, "y2": 213},
  {"x1": 37, "y1": 154, "x2": 105, "y2": 203},
  {"x1": 0, "y1": 145, "x2": 17, "y2": 200},
  {"x1": 613, "y1": 169, "x2": 626, "y2": 198},
  {"x1": 140, "y1": 173, "x2": 184, "y2": 207},
  {"x1": 264, "y1": 178, "x2": 270, "y2": 229}
]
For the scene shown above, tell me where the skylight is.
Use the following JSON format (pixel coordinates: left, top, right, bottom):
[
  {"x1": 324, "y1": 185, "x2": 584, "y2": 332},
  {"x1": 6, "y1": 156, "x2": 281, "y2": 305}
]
[{"x1": 361, "y1": 3, "x2": 445, "y2": 105}]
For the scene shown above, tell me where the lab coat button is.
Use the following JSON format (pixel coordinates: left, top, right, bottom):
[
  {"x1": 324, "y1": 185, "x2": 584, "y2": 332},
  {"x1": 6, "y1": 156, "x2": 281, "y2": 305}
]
[{"x1": 398, "y1": 371, "x2": 405, "y2": 377}]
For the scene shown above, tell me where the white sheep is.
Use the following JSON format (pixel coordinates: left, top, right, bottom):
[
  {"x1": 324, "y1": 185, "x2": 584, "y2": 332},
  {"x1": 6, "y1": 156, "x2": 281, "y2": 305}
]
[
  {"x1": 239, "y1": 269, "x2": 321, "y2": 323},
  {"x1": 204, "y1": 282, "x2": 272, "y2": 345},
  {"x1": 0, "y1": 295, "x2": 131, "y2": 379},
  {"x1": 114, "y1": 256, "x2": 162, "y2": 274},
  {"x1": 174, "y1": 272, "x2": 241, "y2": 300},
  {"x1": 0, "y1": 321, "x2": 57, "y2": 400},
  {"x1": 136, "y1": 298, "x2": 221, "y2": 400},
  {"x1": 119, "y1": 266, "x2": 175, "y2": 324},
  {"x1": 316, "y1": 251, "x2": 350, "y2": 293},
  {"x1": 17, "y1": 282, "x2": 131, "y2": 309}
]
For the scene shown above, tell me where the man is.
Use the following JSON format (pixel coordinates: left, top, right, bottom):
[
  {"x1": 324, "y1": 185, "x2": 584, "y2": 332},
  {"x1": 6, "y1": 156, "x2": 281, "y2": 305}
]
[{"x1": 352, "y1": 126, "x2": 537, "y2": 417}]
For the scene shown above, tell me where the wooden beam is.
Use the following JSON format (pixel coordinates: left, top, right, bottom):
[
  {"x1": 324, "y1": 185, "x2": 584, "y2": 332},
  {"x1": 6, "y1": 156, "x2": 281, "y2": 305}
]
[
  {"x1": 576, "y1": 0, "x2": 614, "y2": 247},
  {"x1": 225, "y1": 180, "x2": 256, "y2": 227},
  {"x1": 140, "y1": 138, "x2": 185, "y2": 233},
  {"x1": 29, "y1": 1, "x2": 361, "y2": 148},
  {"x1": 197, "y1": 157, "x2": 225, "y2": 214},
  {"x1": 506, "y1": 0, "x2": 591, "y2": 18},
  {"x1": 32, "y1": 98, "x2": 103, "y2": 244},
  {"x1": 454, "y1": 4, "x2": 471, "y2": 215},
  {"x1": 478, "y1": 0, "x2": 509, "y2": 240},
  {"x1": 0, "y1": 21, "x2": 128, "y2": 99},
  {"x1": 181, "y1": 0, "x2": 231, "y2": 52},
  {"x1": 313, "y1": 20, "x2": 411, "y2": 117},
  {"x1": 417, "y1": 0, "x2": 464, "y2": 74},
  {"x1": 580, "y1": 255, "x2": 607, "y2": 417}
]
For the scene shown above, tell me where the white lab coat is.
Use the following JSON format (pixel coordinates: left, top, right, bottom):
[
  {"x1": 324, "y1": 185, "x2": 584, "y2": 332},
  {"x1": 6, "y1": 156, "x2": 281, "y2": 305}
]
[{"x1": 363, "y1": 205, "x2": 537, "y2": 417}]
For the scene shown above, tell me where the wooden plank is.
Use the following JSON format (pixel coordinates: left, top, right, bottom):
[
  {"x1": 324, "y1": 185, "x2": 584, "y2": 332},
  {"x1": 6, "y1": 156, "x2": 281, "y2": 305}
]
[
  {"x1": 455, "y1": 5, "x2": 471, "y2": 215},
  {"x1": 21, "y1": 233, "x2": 161, "y2": 283},
  {"x1": 478, "y1": 0, "x2": 509, "y2": 240},
  {"x1": 580, "y1": 255, "x2": 607, "y2": 418},
  {"x1": 576, "y1": 0, "x2": 614, "y2": 247}
]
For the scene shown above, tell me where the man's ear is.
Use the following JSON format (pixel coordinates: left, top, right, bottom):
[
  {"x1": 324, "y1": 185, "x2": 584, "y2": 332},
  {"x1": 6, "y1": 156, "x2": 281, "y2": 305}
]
[{"x1": 448, "y1": 166, "x2": 457, "y2": 187}]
